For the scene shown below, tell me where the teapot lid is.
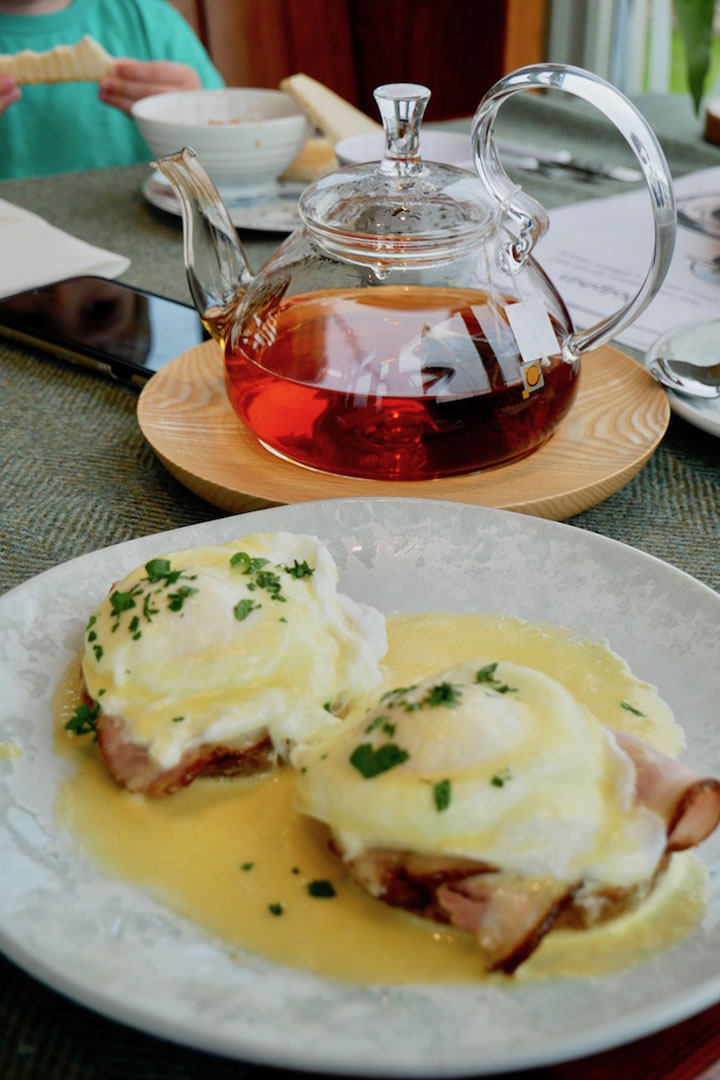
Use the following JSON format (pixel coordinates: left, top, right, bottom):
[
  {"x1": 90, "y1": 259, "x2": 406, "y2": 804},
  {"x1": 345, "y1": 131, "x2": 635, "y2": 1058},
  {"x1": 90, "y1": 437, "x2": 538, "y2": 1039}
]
[{"x1": 299, "y1": 84, "x2": 495, "y2": 260}]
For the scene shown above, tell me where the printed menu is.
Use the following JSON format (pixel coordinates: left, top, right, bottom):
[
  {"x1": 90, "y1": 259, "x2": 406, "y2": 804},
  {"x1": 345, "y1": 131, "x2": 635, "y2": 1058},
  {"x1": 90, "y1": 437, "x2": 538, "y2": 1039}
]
[{"x1": 538, "y1": 165, "x2": 720, "y2": 353}]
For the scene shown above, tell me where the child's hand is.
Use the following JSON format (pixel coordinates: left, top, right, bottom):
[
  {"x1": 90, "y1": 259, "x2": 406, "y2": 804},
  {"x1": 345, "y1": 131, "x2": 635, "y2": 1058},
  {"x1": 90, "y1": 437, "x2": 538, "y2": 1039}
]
[
  {"x1": 99, "y1": 60, "x2": 202, "y2": 114},
  {"x1": 0, "y1": 75, "x2": 21, "y2": 115}
]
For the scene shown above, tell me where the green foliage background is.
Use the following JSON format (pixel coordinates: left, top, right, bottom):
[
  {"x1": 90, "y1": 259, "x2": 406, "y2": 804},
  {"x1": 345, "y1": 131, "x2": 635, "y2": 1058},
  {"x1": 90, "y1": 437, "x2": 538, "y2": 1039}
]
[
  {"x1": 669, "y1": 27, "x2": 720, "y2": 93},
  {"x1": 672, "y1": 0, "x2": 718, "y2": 109}
]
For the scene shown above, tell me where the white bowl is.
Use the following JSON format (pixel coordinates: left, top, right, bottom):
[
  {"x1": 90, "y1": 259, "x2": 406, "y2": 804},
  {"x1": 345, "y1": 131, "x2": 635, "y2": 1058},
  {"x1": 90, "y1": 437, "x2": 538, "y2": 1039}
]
[
  {"x1": 334, "y1": 130, "x2": 474, "y2": 170},
  {"x1": 132, "y1": 88, "x2": 310, "y2": 198}
]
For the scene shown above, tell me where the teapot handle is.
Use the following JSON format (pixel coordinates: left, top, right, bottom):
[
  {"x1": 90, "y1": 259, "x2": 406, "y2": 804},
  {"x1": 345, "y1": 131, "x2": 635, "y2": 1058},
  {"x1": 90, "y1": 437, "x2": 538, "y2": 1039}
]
[{"x1": 471, "y1": 64, "x2": 676, "y2": 356}]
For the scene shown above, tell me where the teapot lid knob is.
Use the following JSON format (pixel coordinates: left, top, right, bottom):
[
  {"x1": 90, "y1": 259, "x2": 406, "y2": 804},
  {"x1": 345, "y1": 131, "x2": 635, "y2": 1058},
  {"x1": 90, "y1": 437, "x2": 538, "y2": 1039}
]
[
  {"x1": 299, "y1": 80, "x2": 493, "y2": 245},
  {"x1": 373, "y1": 83, "x2": 430, "y2": 170}
]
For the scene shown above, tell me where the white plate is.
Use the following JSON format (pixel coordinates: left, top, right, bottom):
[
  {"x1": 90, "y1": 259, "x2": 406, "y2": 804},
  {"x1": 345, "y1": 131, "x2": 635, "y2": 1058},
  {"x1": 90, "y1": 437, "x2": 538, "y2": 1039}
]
[
  {"x1": 2, "y1": 497, "x2": 720, "y2": 1076},
  {"x1": 645, "y1": 317, "x2": 720, "y2": 438},
  {"x1": 142, "y1": 170, "x2": 303, "y2": 233},
  {"x1": 335, "y1": 129, "x2": 473, "y2": 169}
]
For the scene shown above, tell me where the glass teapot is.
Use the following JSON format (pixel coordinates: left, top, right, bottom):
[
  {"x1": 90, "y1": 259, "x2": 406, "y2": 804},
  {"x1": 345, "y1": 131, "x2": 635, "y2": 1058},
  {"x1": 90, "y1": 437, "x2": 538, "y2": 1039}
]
[{"x1": 155, "y1": 65, "x2": 675, "y2": 482}]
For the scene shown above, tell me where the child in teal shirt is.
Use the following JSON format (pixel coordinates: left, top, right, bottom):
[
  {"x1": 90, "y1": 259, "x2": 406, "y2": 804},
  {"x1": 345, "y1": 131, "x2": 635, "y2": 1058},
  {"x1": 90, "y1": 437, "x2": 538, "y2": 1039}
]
[{"x1": 0, "y1": 0, "x2": 224, "y2": 178}]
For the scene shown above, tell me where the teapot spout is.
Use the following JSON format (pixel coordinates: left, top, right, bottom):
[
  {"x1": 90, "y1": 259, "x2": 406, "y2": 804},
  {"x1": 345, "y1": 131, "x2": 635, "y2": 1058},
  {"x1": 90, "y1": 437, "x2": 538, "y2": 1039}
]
[{"x1": 152, "y1": 147, "x2": 254, "y2": 345}]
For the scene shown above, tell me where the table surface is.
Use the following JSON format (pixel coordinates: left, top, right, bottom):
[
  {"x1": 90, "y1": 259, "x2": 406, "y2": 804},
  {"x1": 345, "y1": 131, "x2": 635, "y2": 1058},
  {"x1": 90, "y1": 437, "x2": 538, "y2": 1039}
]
[{"x1": 1, "y1": 91, "x2": 719, "y2": 1080}]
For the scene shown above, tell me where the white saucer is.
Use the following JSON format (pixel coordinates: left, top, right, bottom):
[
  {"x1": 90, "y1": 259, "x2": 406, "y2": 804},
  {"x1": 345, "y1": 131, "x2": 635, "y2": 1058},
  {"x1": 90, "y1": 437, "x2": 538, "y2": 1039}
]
[
  {"x1": 142, "y1": 170, "x2": 303, "y2": 233},
  {"x1": 645, "y1": 317, "x2": 720, "y2": 439},
  {"x1": 335, "y1": 129, "x2": 473, "y2": 169},
  {"x1": 676, "y1": 192, "x2": 720, "y2": 240}
]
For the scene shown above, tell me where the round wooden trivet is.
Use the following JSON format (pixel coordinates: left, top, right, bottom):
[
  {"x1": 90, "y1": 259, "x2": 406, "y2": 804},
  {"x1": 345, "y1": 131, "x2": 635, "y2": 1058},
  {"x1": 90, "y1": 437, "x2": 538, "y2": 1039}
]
[{"x1": 137, "y1": 340, "x2": 670, "y2": 521}]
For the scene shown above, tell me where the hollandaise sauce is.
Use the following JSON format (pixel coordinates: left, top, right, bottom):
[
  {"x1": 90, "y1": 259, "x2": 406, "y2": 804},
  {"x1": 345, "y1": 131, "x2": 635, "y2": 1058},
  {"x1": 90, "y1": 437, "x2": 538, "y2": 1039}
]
[{"x1": 54, "y1": 612, "x2": 707, "y2": 984}]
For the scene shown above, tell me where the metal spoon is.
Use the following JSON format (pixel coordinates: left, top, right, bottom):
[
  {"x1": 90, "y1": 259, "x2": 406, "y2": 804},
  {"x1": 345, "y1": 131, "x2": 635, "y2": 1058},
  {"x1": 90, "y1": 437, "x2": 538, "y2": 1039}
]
[{"x1": 648, "y1": 356, "x2": 720, "y2": 399}]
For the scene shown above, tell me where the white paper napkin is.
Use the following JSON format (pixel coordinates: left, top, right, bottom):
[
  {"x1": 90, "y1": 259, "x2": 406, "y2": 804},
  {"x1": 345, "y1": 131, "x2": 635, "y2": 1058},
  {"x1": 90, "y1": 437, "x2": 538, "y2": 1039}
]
[{"x1": 0, "y1": 197, "x2": 130, "y2": 299}]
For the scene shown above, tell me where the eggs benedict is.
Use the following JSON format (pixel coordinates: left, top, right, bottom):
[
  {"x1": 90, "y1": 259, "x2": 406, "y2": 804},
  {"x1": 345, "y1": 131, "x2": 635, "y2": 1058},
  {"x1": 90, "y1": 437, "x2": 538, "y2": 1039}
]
[
  {"x1": 295, "y1": 659, "x2": 720, "y2": 973},
  {"x1": 73, "y1": 532, "x2": 386, "y2": 795}
]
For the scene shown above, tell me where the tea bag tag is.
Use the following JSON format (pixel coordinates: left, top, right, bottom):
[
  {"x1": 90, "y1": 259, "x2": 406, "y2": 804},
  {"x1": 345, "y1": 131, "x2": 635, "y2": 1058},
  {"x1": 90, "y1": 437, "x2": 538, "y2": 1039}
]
[{"x1": 504, "y1": 299, "x2": 559, "y2": 398}]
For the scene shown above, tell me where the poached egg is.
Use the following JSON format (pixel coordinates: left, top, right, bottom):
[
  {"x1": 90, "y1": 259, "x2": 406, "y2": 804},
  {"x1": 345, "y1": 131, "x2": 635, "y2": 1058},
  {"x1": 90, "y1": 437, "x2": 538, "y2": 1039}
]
[
  {"x1": 81, "y1": 531, "x2": 387, "y2": 772},
  {"x1": 295, "y1": 659, "x2": 669, "y2": 888}
]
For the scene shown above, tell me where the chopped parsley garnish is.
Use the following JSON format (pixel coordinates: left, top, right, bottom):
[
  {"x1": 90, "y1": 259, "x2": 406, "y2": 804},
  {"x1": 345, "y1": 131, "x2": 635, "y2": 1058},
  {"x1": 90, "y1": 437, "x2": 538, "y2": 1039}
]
[
  {"x1": 268, "y1": 902, "x2": 284, "y2": 916},
  {"x1": 167, "y1": 585, "x2": 197, "y2": 612},
  {"x1": 240, "y1": 861, "x2": 254, "y2": 871},
  {"x1": 433, "y1": 778, "x2": 452, "y2": 811},
  {"x1": 230, "y1": 551, "x2": 290, "y2": 605},
  {"x1": 103, "y1": 559, "x2": 198, "y2": 646},
  {"x1": 234, "y1": 598, "x2": 260, "y2": 622},
  {"x1": 620, "y1": 700, "x2": 645, "y2": 716},
  {"x1": 230, "y1": 552, "x2": 270, "y2": 573},
  {"x1": 426, "y1": 682, "x2": 462, "y2": 708},
  {"x1": 307, "y1": 880, "x2": 336, "y2": 898},
  {"x1": 323, "y1": 701, "x2": 333, "y2": 712},
  {"x1": 92, "y1": 644, "x2": 103, "y2": 661},
  {"x1": 145, "y1": 558, "x2": 182, "y2": 584},
  {"x1": 143, "y1": 593, "x2": 159, "y2": 621},
  {"x1": 86, "y1": 615, "x2": 97, "y2": 631},
  {"x1": 476, "y1": 662, "x2": 517, "y2": 695},
  {"x1": 381, "y1": 685, "x2": 416, "y2": 702},
  {"x1": 110, "y1": 589, "x2": 138, "y2": 616},
  {"x1": 382, "y1": 721, "x2": 396, "y2": 736},
  {"x1": 284, "y1": 559, "x2": 314, "y2": 579},
  {"x1": 379, "y1": 681, "x2": 462, "y2": 713},
  {"x1": 172, "y1": 716, "x2": 184, "y2": 723},
  {"x1": 490, "y1": 767, "x2": 512, "y2": 788},
  {"x1": 349, "y1": 742, "x2": 409, "y2": 778},
  {"x1": 365, "y1": 713, "x2": 391, "y2": 733},
  {"x1": 87, "y1": 630, "x2": 97, "y2": 642},
  {"x1": 291, "y1": 867, "x2": 300, "y2": 874},
  {"x1": 476, "y1": 663, "x2": 499, "y2": 683},
  {"x1": 145, "y1": 558, "x2": 169, "y2": 581},
  {"x1": 254, "y1": 570, "x2": 285, "y2": 602},
  {"x1": 65, "y1": 700, "x2": 100, "y2": 737}
]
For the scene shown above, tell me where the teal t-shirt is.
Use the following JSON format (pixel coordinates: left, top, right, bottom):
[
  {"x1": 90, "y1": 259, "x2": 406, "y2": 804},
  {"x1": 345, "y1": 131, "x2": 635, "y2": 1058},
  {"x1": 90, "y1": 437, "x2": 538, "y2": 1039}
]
[{"x1": 0, "y1": 0, "x2": 224, "y2": 179}]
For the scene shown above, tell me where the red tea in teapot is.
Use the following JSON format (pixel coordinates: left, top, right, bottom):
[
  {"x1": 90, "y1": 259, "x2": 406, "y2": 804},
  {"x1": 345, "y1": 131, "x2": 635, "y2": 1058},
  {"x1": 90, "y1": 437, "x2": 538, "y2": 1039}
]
[{"x1": 224, "y1": 285, "x2": 577, "y2": 481}]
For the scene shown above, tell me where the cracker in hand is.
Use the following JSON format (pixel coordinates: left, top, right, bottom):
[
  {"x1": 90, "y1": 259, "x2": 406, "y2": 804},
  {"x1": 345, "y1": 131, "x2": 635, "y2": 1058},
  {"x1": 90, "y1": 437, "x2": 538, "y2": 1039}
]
[{"x1": 0, "y1": 35, "x2": 114, "y2": 85}]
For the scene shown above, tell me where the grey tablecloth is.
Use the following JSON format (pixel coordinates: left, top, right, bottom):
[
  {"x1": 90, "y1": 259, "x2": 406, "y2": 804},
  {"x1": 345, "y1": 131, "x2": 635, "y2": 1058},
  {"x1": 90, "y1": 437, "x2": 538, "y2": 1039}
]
[{"x1": 1, "y1": 92, "x2": 719, "y2": 1080}]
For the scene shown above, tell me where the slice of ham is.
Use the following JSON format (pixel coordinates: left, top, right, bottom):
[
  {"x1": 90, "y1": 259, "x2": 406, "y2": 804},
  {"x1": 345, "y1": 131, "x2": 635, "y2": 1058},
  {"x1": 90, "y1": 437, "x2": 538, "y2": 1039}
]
[
  {"x1": 345, "y1": 846, "x2": 576, "y2": 971},
  {"x1": 614, "y1": 731, "x2": 720, "y2": 851},
  {"x1": 96, "y1": 712, "x2": 273, "y2": 796},
  {"x1": 347, "y1": 847, "x2": 495, "y2": 921},
  {"x1": 436, "y1": 873, "x2": 577, "y2": 974}
]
